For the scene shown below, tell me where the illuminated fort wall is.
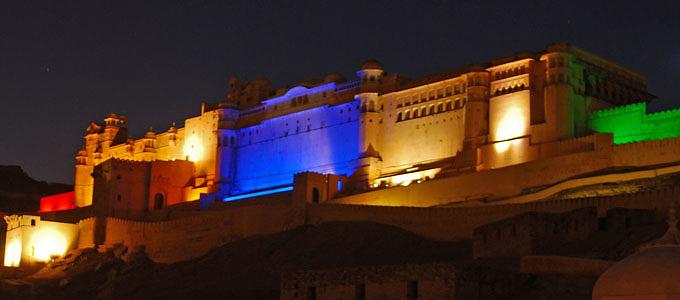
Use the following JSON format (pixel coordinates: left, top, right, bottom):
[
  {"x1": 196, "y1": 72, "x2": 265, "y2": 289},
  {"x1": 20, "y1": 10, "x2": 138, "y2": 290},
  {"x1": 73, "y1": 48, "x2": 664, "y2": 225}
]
[
  {"x1": 228, "y1": 94, "x2": 360, "y2": 194},
  {"x1": 3, "y1": 215, "x2": 78, "y2": 267},
  {"x1": 379, "y1": 78, "x2": 470, "y2": 174},
  {"x1": 590, "y1": 102, "x2": 680, "y2": 144}
]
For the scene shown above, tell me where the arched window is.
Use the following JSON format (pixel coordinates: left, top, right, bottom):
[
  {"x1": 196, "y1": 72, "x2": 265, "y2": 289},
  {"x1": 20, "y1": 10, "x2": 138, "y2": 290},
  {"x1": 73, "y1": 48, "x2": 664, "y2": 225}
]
[
  {"x1": 428, "y1": 105, "x2": 435, "y2": 115},
  {"x1": 153, "y1": 193, "x2": 165, "y2": 210},
  {"x1": 396, "y1": 112, "x2": 403, "y2": 122},
  {"x1": 413, "y1": 109, "x2": 419, "y2": 118},
  {"x1": 404, "y1": 110, "x2": 410, "y2": 120},
  {"x1": 368, "y1": 101, "x2": 375, "y2": 112},
  {"x1": 312, "y1": 188, "x2": 320, "y2": 203},
  {"x1": 421, "y1": 107, "x2": 426, "y2": 116}
]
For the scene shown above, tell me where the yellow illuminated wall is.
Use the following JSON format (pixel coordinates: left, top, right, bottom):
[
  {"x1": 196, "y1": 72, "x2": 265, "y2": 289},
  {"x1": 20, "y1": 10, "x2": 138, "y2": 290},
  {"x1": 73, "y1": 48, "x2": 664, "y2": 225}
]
[
  {"x1": 3, "y1": 215, "x2": 78, "y2": 267},
  {"x1": 379, "y1": 79, "x2": 467, "y2": 175},
  {"x1": 489, "y1": 90, "x2": 531, "y2": 143}
]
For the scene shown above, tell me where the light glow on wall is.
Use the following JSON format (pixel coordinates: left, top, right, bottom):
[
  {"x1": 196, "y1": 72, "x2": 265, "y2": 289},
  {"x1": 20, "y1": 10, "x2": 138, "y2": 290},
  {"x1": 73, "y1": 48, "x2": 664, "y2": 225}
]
[
  {"x1": 223, "y1": 186, "x2": 293, "y2": 202},
  {"x1": 231, "y1": 100, "x2": 361, "y2": 193},
  {"x1": 493, "y1": 138, "x2": 523, "y2": 153},
  {"x1": 183, "y1": 135, "x2": 204, "y2": 162},
  {"x1": 590, "y1": 103, "x2": 680, "y2": 144},
  {"x1": 39, "y1": 191, "x2": 76, "y2": 212},
  {"x1": 3, "y1": 239, "x2": 21, "y2": 267},
  {"x1": 30, "y1": 228, "x2": 68, "y2": 261},
  {"x1": 496, "y1": 107, "x2": 526, "y2": 141},
  {"x1": 372, "y1": 168, "x2": 441, "y2": 187}
]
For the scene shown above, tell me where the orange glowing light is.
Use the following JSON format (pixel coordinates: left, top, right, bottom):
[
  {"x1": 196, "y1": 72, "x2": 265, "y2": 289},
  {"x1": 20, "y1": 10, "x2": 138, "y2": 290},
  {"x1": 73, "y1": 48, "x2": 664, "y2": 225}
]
[
  {"x1": 496, "y1": 107, "x2": 525, "y2": 141},
  {"x1": 183, "y1": 136, "x2": 204, "y2": 162},
  {"x1": 3, "y1": 239, "x2": 22, "y2": 267},
  {"x1": 30, "y1": 228, "x2": 68, "y2": 261}
]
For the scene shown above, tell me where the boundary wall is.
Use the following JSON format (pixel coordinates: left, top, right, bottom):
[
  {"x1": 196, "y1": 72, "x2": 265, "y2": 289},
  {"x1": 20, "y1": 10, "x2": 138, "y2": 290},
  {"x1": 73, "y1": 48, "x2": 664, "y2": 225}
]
[
  {"x1": 102, "y1": 200, "x2": 302, "y2": 263},
  {"x1": 329, "y1": 134, "x2": 680, "y2": 207},
  {"x1": 308, "y1": 186, "x2": 680, "y2": 241}
]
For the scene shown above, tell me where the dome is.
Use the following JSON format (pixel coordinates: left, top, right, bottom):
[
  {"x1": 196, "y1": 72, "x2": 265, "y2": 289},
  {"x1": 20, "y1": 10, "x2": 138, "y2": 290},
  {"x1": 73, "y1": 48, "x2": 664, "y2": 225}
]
[
  {"x1": 323, "y1": 72, "x2": 346, "y2": 83},
  {"x1": 144, "y1": 127, "x2": 156, "y2": 139},
  {"x1": 592, "y1": 247, "x2": 680, "y2": 299},
  {"x1": 360, "y1": 59, "x2": 383, "y2": 70},
  {"x1": 592, "y1": 205, "x2": 680, "y2": 299}
]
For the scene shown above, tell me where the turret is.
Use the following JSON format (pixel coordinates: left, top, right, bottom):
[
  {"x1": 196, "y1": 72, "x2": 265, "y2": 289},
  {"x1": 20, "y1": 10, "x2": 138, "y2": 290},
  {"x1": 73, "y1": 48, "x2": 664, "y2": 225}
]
[
  {"x1": 215, "y1": 107, "x2": 240, "y2": 195},
  {"x1": 357, "y1": 59, "x2": 384, "y2": 93}
]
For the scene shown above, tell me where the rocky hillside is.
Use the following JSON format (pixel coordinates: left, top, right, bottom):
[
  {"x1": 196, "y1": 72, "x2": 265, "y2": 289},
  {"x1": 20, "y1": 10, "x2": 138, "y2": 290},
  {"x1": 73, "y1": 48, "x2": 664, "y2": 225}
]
[{"x1": 0, "y1": 165, "x2": 72, "y2": 213}]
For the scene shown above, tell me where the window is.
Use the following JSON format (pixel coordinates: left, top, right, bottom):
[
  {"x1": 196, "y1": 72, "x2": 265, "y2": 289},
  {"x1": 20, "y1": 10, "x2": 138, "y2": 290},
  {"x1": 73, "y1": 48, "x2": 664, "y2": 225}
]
[
  {"x1": 404, "y1": 110, "x2": 410, "y2": 120},
  {"x1": 445, "y1": 86, "x2": 452, "y2": 96},
  {"x1": 413, "y1": 109, "x2": 419, "y2": 118},
  {"x1": 428, "y1": 105, "x2": 434, "y2": 115},
  {"x1": 30, "y1": 219, "x2": 36, "y2": 226},
  {"x1": 437, "y1": 103, "x2": 443, "y2": 112},
  {"x1": 397, "y1": 112, "x2": 403, "y2": 122},
  {"x1": 355, "y1": 284, "x2": 366, "y2": 300},
  {"x1": 446, "y1": 101, "x2": 452, "y2": 111},
  {"x1": 312, "y1": 188, "x2": 320, "y2": 203},
  {"x1": 437, "y1": 88, "x2": 443, "y2": 98},
  {"x1": 421, "y1": 107, "x2": 426, "y2": 116},
  {"x1": 307, "y1": 287, "x2": 317, "y2": 300},
  {"x1": 337, "y1": 180, "x2": 343, "y2": 191},
  {"x1": 407, "y1": 281, "x2": 418, "y2": 299},
  {"x1": 428, "y1": 91, "x2": 435, "y2": 100}
]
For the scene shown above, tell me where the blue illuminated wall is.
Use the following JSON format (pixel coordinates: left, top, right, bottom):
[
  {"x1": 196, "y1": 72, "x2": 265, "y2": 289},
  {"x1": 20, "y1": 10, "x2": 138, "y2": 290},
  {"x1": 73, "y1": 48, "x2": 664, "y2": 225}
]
[{"x1": 225, "y1": 99, "x2": 361, "y2": 194}]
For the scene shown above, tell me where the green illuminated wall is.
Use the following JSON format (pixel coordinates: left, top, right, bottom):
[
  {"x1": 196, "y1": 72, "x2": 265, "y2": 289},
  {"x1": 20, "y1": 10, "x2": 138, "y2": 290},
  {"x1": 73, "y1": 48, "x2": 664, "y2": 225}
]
[{"x1": 590, "y1": 103, "x2": 680, "y2": 144}]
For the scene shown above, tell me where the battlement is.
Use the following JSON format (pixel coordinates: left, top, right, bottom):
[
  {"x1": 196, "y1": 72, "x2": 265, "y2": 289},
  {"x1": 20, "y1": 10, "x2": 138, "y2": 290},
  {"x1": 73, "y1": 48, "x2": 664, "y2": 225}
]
[{"x1": 591, "y1": 102, "x2": 646, "y2": 119}]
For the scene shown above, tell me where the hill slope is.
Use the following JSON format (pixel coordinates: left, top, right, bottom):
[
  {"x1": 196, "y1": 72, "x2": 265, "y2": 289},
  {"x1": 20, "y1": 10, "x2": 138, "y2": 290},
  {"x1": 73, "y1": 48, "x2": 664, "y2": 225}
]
[{"x1": 0, "y1": 165, "x2": 71, "y2": 213}]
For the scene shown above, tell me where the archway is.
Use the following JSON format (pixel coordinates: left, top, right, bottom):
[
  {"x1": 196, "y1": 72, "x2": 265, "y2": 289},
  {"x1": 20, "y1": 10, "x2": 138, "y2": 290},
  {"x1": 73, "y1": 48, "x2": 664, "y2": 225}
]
[
  {"x1": 312, "y1": 188, "x2": 320, "y2": 203},
  {"x1": 153, "y1": 193, "x2": 165, "y2": 210}
]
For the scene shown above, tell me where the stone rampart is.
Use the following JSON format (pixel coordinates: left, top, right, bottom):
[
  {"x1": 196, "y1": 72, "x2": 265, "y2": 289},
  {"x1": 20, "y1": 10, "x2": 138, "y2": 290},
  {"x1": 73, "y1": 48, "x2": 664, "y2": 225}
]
[
  {"x1": 102, "y1": 199, "x2": 301, "y2": 263},
  {"x1": 309, "y1": 186, "x2": 680, "y2": 241}
]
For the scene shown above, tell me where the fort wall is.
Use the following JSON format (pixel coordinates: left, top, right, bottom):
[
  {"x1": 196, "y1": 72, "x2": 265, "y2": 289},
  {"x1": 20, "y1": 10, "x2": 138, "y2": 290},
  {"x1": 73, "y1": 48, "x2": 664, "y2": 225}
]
[
  {"x1": 310, "y1": 186, "x2": 680, "y2": 241},
  {"x1": 519, "y1": 256, "x2": 613, "y2": 275},
  {"x1": 101, "y1": 199, "x2": 301, "y2": 263},
  {"x1": 331, "y1": 134, "x2": 680, "y2": 207},
  {"x1": 233, "y1": 100, "x2": 361, "y2": 193}
]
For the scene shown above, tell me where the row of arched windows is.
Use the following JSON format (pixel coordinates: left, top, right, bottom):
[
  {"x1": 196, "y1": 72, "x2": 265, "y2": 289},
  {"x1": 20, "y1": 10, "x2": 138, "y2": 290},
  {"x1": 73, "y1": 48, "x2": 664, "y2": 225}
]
[
  {"x1": 493, "y1": 65, "x2": 528, "y2": 81},
  {"x1": 396, "y1": 84, "x2": 466, "y2": 108},
  {"x1": 396, "y1": 99, "x2": 464, "y2": 122},
  {"x1": 493, "y1": 83, "x2": 528, "y2": 96}
]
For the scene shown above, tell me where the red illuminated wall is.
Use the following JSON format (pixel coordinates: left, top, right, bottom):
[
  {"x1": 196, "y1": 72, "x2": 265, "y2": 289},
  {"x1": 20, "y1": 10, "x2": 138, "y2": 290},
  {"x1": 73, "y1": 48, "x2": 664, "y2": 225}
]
[{"x1": 39, "y1": 191, "x2": 76, "y2": 212}]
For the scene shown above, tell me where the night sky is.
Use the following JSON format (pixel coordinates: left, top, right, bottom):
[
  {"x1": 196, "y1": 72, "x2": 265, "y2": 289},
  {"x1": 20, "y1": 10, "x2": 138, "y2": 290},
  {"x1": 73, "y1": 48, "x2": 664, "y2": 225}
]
[{"x1": 1, "y1": 1, "x2": 679, "y2": 184}]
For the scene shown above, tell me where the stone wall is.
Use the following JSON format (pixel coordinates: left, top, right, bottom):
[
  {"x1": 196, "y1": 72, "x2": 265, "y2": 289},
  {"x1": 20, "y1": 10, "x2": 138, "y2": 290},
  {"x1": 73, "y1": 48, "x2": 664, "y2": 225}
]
[
  {"x1": 101, "y1": 198, "x2": 301, "y2": 263},
  {"x1": 330, "y1": 134, "x2": 680, "y2": 207},
  {"x1": 519, "y1": 256, "x2": 614, "y2": 275},
  {"x1": 472, "y1": 208, "x2": 598, "y2": 258},
  {"x1": 310, "y1": 186, "x2": 680, "y2": 241},
  {"x1": 280, "y1": 262, "x2": 524, "y2": 300},
  {"x1": 280, "y1": 263, "x2": 458, "y2": 300},
  {"x1": 76, "y1": 217, "x2": 96, "y2": 249}
]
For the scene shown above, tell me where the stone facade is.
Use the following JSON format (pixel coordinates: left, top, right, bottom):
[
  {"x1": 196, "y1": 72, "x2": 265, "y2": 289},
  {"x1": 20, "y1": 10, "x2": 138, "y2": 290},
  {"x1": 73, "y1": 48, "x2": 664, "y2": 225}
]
[
  {"x1": 73, "y1": 43, "x2": 655, "y2": 208},
  {"x1": 280, "y1": 262, "x2": 525, "y2": 300}
]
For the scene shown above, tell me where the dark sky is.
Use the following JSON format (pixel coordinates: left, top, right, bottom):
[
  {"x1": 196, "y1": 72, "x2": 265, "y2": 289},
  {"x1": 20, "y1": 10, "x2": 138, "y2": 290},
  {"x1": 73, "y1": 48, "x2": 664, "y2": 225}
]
[{"x1": 1, "y1": 0, "x2": 679, "y2": 184}]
